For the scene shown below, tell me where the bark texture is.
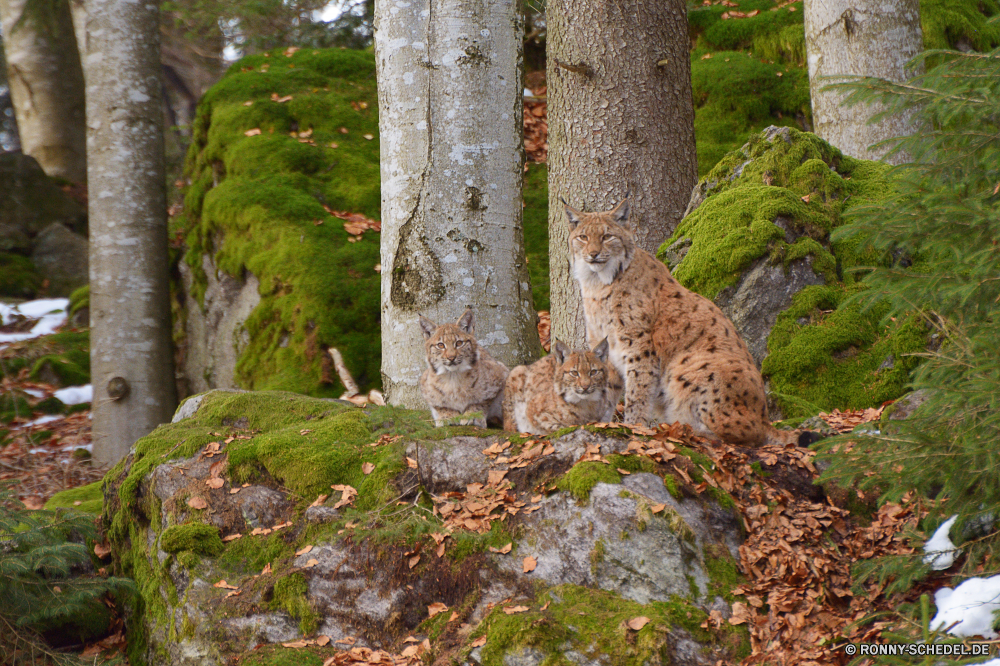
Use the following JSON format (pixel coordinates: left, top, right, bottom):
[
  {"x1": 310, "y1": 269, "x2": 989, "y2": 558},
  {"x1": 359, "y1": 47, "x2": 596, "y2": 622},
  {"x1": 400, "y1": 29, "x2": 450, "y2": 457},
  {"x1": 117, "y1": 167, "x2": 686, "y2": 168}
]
[
  {"x1": 546, "y1": 0, "x2": 697, "y2": 348},
  {"x1": 0, "y1": 0, "x2": 86, "y2": 182},
  {"x1": 84, "y1": 0, "x2": 177, "y2": 465},
  {"x1": 376, "y1": 0, "x2": 543, "y2": 408},
  {"x1": 805, "y1": 0, "x2": 923, "y2": 164}
]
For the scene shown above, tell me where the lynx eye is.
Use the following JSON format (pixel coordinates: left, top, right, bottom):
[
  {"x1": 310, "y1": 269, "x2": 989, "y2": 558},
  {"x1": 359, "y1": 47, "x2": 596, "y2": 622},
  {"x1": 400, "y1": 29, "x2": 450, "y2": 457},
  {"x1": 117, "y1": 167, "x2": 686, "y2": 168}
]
[
  {"x1": 569, "y1": 370, "x2": 579, "y2": 377},
  {"x1": 591, "y1": 369, "x2": 601, "y2": 375},
  {"x1": 455, "y1": 340, "x2": 465, "y2": 347},
  {"x1": 436, "y1": 343, "x2": 446, "y2": 349},
  {"x1": 602, "y1": 234, "x2": 613, "y2": 241},
  {"x1": 576, "y1": 235, "x2": 587, "y2": 242}
]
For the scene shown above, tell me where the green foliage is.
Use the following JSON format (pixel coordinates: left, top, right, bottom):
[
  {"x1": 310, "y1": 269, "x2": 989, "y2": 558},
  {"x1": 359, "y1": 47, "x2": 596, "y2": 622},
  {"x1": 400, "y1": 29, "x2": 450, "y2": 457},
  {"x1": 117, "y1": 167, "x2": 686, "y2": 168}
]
[
  {"x1": 0, "y1": 484, "x2": 134, "y2": 656},
  {"x1": 45, "y1": 482, "x2": 103, "y2": 514},
  {"x1": 920, "y1": 0, "x2": 1000, "y2": 51},
  {"x1": 270, "y1": 573, "x2": 317, "y2": 634},
  {"x1": 817, "y1": 47, "x2": 1000, "y2": 588},
  {"x1": 0, "y1": 330, "x2": 90, "y2": 387},
  {"x1": 556, "y1": 462, "x2": 622, "y2": 502},
  {"x1": 522, "y1": 162, "x2": 550, "y2": 311},
  {"x1": 0, "y1": 253, "x2": 44, "y2": 299},
  {"x1": 68, "y1": 285, "x2": 89, "y2": 317},
  {"x1": 178, "y1": 48, "x2": 381, "y2": 397}
]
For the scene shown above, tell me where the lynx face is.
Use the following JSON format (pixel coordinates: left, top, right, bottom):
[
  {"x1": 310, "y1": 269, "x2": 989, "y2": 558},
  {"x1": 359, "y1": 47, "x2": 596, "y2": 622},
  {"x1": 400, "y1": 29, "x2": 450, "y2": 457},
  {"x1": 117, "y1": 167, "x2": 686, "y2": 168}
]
[
  {"x1": 552, "y1": 338, "x2": 614, "y2": 404},
  {"x1": 566, "y1": 198, "x2": 636, "y2": 287},
  {"x1": 420, "y1": 310, "x2": 479, "y2": 375}
]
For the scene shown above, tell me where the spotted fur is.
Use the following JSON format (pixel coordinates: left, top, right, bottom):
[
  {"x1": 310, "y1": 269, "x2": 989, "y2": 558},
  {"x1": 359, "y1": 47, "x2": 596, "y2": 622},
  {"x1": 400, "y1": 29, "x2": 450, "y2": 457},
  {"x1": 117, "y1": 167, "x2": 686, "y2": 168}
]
[
  {"x1": 502, "y1": 338, "x2": 623, "y2": 435},
  {"x1": 418, "y1": 309, "x2": 508, "y2": 428},
  {"x1": 565, "y1": 197, "x2": 809, "y2": 447}
]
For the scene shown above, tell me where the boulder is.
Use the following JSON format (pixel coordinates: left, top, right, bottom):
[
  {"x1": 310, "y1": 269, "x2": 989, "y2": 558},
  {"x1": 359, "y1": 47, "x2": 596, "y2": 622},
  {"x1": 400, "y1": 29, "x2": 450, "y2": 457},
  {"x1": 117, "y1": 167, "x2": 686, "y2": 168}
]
[
  {"x1": 103, "y1": 390, "x2": 750, "y2": 666},
  {"x1": 659, "y1": 127, "x2": 924, "y2": 418},
  {"x1": 31, "y1": 222, "x2": 89, "y2": 296}
]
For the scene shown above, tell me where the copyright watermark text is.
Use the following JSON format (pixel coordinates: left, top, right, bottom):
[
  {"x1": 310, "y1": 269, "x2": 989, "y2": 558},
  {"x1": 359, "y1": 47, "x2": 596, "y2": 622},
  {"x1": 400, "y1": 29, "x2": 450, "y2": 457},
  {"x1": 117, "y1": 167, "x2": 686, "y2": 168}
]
[{"x1": 842, "y1": 643, "x2": 992, "y2": 657}]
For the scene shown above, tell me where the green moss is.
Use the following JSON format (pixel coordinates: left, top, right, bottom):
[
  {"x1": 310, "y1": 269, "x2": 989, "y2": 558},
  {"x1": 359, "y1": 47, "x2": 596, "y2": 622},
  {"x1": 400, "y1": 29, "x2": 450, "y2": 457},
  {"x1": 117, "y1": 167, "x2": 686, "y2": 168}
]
[
  {"x1": 470, "y1": 584, "x2": 749, "y2": 666},
  {"x1": 0, "y1": 391, "x2": 30, "y2": 424},
  {"x1": 0, "y1": 252, "x2": 44, "y2": 299},
  {"x1": 239, "y1": 644, "x2": 334, "y2": 666},
  {"x1": 704, "y1": 546, "x2": 745, "y2": 603},
  {"x1": 523, "y1": 162, "x2": 549, "y2": 312},
  {"x1": 271, "y1": 573, "x2": 318, "y2": 635},
  {"x1": 160, "y1": 523, "x2": 224, "y2": 557},
  {"x1": 69, "y1": 284, "x2": 89, "y2": 316},
  {"x1": 177, "y1": 550, "x2": 201, "y2": 569},
  {"x1": 921, "y1": 0, "x2": 1000, "y2": 51},
  {"x1": 605, "y1": 454, "x2": 656, "y2": 475},
  {"x1": 556, "y1": 462, "x2": 622, "y2": 502},
  {"x1": 45, "y1": 481, "x2": 103, "y2": 513},
  {"x1": 177, "y1": 49, "x2": 381, "y2": 398},
  {"x1": 662, "y1": 474, "x2": 682, "y2": 500},
  {"x1": 219, "y1": 532, "x2": 294, "y2": 574},
  {"x1": 762, "y1": 284, "x2": 927, "y2": 417}
]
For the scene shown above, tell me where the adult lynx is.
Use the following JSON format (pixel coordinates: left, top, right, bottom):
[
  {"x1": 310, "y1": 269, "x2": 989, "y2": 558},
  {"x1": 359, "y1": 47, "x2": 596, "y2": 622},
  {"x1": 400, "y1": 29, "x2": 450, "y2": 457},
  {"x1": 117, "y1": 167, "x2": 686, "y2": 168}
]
[
  {"x1": 418, "y1": 309, "x2": 508, "y2": 428},
  {"x1": 503, "y1": 338, "x2": 623, "y2": 435},
  {"x1": 565, "y1": 196, "x2": 818, "y2": 447}
]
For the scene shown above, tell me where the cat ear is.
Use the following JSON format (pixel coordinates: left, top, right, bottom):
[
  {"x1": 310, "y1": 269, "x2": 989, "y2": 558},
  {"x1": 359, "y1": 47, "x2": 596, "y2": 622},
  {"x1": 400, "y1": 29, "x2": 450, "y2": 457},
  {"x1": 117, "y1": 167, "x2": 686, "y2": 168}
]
[
  {"x1": 562, "y1": 197, "x2": 585, "y2": 230},
  {"x1": 418, "y1": 315, "x2": 437, "y2": 339},
  {"x1": 609, "y1": 194, "x2": 630, "y2": 225},
  {"x1": 456, "y1": 308, "x2": 475, "y2": 334},
  {"x1": 593, "y1": 337, "x2": 610, "y2": 363},
  {"x1": 552, "y1": 339, "x2": 570, "y2": 365}
]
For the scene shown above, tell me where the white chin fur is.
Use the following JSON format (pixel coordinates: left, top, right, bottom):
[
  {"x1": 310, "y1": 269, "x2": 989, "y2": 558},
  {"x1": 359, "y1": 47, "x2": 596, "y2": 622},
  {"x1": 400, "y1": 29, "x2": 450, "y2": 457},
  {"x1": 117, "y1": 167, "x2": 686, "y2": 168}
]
[
  {"x1": 573, "y1": 257, "x2": 621, "y2": 288},
  {"x1": 435, "y1": 363, "x2": 469, "y2": 375},
  {"x1": 563, "y1": 390, "x2": 600, "y2": 404}
]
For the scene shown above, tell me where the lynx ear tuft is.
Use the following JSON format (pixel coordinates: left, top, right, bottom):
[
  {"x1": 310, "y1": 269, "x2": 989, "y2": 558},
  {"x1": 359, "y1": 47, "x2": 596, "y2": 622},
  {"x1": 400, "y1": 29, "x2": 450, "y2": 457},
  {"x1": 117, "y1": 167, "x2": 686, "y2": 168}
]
[
  {"x1": 456, "y1": 308, "x2": 475, "y2": 334},
  {"x1": 552, "y1": 339, "x2": 571, "y2": 365},
  {"x1": 563, "y1": 199, "x2": 585, "y2": 229},
  {"x1": 609, "y1": 195, "x2": 630, "y2": 224},
  {"x1": 593, "y1": 337, "x2": 610, "y2": 363},
  {"x1": 418, "y1": 315, "x2": 437, "y2": 339}
]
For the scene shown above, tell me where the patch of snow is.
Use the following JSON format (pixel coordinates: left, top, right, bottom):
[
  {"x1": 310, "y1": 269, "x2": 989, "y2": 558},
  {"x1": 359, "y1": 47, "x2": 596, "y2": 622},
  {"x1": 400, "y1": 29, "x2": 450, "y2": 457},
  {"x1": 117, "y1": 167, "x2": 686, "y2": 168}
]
[
  {"x1": 931, "y1": 575, "x2": 1000, "y2": 638},
  {"x1": 23, "y1": 389, "x2": 46, "y2": 398},
  {"x1": 0, "y1": 298, "x2": 69, "y2": 345},
  {"x1": 924, "y1": 515, "x2": 959, "y2": 570},
  {"x1": 54, "y1": 385, "x2": 92, "y2": 405},
  {"x1": 524, "y1": 88, "x2": 533, "y2": 97},
  {"x1": 23, "y1": 414, "x2": 62, "y2": 427}
]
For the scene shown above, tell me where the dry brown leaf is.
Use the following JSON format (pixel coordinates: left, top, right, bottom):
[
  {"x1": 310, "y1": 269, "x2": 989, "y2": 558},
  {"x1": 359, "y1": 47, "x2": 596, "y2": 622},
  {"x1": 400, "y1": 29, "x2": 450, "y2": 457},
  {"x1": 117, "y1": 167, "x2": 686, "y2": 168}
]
[
  {"x1": 304, "y1": 558, "x2": 319, "y2": 568},
  {"x1": 522, "y1": 556, "x2": 537, "y2": 573},
  {"x1": 428, "y1": 602, "x2": 448, "y2": 618},
  {"x1": 222, "y1": 533, "x2": 242, "y2": 542},
  {"x1": 229, "y1": 488, "x2": 240, "y2": 494},
  {"x1": 261, "y1": 563, "x2": 272, "y2": 575},
  {"x1": 187, "y1": 496, "x2": 208, "y2": 510},
  {"x1": 362, "y1": 462, "x2": 375, "y2": 475},
  {"x1": 213, "y1": 580, "x2": 238, "y2": 590},
  {"x1": 627, "y1": 616, "x2": 650, "y2": 631},
  {"x1": 331, "y1": 484, "x2": 358, "y2": 509},
  {"x1": 408, "y1": 554, "x2": 421, "y2": 569},
  {"x1": 316, "y1": 635, "x2": 330, "y2": 646},
  {"x1": 309, "y1": 493, "x2": 328, "y2": 507},
  {"x1": 470, "y1": 636, "x2": 487, "y2": 647},
  {"x1": 489, "y1": 542, "x2": 513, "y2": 554},
  {"x1": 282, "y1": 640, "x2": 309, "y2": 648},
  {"x1": 295, "y1": 545, "x2": 313, "y2": 556},
  {"x1": 651, "y1": 503, "x2": 666, "y2": 514},
  {"x1": 488, "y1": 469, "x2": 507, "y2": 485},
  {"x1": 206, "y1": 477, "x2": 224, "y2": 489},
  {"x1": 93, "y1": 542, "x2": 111, "y2": 559},
  {"x1": 406, "y1": 457, "x2": 418, "y2": 469},
  {"x1": 503, "y1": 605, "x2": 529, "y2": 614},
  {"x1": 244, "y1": 128, "x2": 262, "y2": 137}
]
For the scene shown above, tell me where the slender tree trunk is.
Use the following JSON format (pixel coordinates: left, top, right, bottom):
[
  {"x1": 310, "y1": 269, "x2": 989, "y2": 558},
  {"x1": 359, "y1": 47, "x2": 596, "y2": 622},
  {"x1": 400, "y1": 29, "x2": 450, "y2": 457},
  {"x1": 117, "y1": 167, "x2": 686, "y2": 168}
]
[
  {"x1": 0, "y1": 0, "x2": 86, "y2": 182},
  {"x1": 546, "y1": 0, "x2": 697, "y2": 348},
  {"x1": 804, "y1": 0, "x2": 923, "y2": 164},
  {"x1": 375, "y1": 0, "x2": 542, "y2": 408},
  {"x1": 84, "y1": 0, "x2": 177, "y2": 465}
]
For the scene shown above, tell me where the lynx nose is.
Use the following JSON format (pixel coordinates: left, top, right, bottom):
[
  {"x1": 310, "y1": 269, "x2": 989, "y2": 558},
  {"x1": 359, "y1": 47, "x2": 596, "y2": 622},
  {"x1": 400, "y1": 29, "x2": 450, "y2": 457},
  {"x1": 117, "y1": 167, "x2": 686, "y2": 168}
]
[{"x1": 588, "y1": 250, "x2": 601, "y2": 260}]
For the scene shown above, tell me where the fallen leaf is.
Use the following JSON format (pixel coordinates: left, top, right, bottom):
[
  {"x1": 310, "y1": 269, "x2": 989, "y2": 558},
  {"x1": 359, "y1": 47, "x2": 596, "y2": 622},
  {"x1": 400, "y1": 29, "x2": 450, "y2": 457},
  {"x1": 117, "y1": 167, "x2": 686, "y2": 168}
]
[
  {"x1": 651, "y1": 503, "x2": 666, "y2": 514},
  {"x1": 329, "y1": 142, "x2": 339, "y2": 148},
  {"x1": 94, "y1": 542, "x2": 112, "y2": 559},
  {"x1": 401, "y1": 645, "x2": 419, "y2": 657},
  {"x1": 222, "y1": 533, "x2": 242, "y2": 542},
  {"x1": 503, "y1": 605, "x2": 529, "y2": 614},
  {"x1": 330, "y1": 484, "x2": 358, "y2": 509},
  {"x1": 523, "y1": 556, "x2": 537, "y2": 573},
  {"x1": 271, "y1": 93, "x2": 293, "y2": 103},
  {"x1": 409, "y1": 554, "x2": 421, "y2": 569},
  {"x1": 363, "y1": 133, "x2": 374, "y2": 140},
  {"x1": 300, "y1": 429, "x2": 313, "y2": 435},
  {"x1": 316, "y1": 635, "x2": 331, "y2": 646},
  {"x1": 449, "y1": 611, "x2": 459, "y2": 622},
  {"x1": 362, "y1": 462, "x2": 375, "y2": 475},
  {"x1": 304, "y1": 558, "x2": 319, "y2": 568},
  {"x1": 213, "y1": 580, "x2": 238, "y2": 590},
  {"x1": 261, "y1": 563, "x2": 272, "y2": 575},
  {"x1": 229, "y1": 488, "x2": 240, "y2": 494},
  {"x1": 339, "y1": 127, "x2": 349, "y2": 134},
  {"x1": 428, "y1": 602, "x2": 448, "y2": 618},
  {"x1": 243, "y1": 100, "x2": 253, "y2": 106},
  {"x1": 309, "y1": 493, "x2": 329, "y2": 507},
  {"x1": 471, "y1": 636, "x2": 487, "y2": 647},
  {"x1": 406, "y1": 457, "x2": 418, "y2": 469},
  {"x1": 489, "y1": 542, "x2": 513, "y2": 554},
  {"x1": 627, "y1": 616, "x2": 651, "y2": 631},
  {"x1": 282, "y1": 639, "x2": 309, "y2": 648},
  {"x1": 187, "y1": 496, "x2": 208, "y2": 510},
  {"x1": 296, "y1": 545, "x2": 313, "y2": 556},
  {"x1": 488, "y1": 469, "x2": 507, "y2": 485},
  {"x1": 206, "y1": 477, "x2": 224, "y2": 489},
  {"x1": 244, "y1": 128, "x2": 262, "y2": 137}
]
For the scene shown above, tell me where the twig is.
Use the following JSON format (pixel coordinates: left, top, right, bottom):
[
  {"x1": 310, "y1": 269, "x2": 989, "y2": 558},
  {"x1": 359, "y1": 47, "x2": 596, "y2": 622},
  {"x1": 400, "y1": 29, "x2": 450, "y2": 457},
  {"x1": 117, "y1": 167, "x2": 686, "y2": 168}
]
[{"x1": 328, "y1": 348, "x2": 360, "y2": 397}]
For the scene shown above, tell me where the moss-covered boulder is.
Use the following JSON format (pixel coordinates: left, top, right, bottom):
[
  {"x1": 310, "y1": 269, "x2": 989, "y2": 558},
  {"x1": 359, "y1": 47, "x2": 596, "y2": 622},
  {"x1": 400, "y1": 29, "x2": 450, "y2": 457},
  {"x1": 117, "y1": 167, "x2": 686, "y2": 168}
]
[
  {"x1": 0, "y1": 329, "x2": 90, "y2": 387},
  {"x1": 102, "y1": 390, "x2": 749, "y2": 665},
  {"x1": 659, "y1": 127, "x2": 925, "y2": 418},
  {"x1": 173, "y1": 48, "x2": 382, "y2": 400}
]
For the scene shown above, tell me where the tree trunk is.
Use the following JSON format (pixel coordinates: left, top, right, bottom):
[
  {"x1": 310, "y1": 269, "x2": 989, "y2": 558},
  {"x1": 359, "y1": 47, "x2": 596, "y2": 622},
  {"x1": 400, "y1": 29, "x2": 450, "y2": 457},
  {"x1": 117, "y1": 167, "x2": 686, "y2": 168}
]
[
  {"x1": 546, "y1": 0, "x2": 697, "y2": 348},
  {"x1": 804, "y1": 0, "x2": 923, "y2": 164},
  {"x1": 0, "y1": 0, "x2": 86, "y2": 182},
  {"x1": 84, "y1": 0, "x2": 177, "y2": 465},
  {"x1": 375, "y1": 0, "x2": 543, "y2": 408},
  {"x1": 0, "y1": 33, "x2": 21, "y2": 152}
]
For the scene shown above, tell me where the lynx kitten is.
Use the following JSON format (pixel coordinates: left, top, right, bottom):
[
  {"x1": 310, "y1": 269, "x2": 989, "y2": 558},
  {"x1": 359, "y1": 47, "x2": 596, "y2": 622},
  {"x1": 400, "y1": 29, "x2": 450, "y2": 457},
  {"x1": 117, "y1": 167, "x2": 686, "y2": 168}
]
[
  {"x1": 565, "y1": 196, "x2": 818, "y2": 447},
  {"x1": 503, "y1": 338, "x2": 623, "y2": 435},
  {"x1": 418, "y1": 309, "x2": 508, "y2": 428}
]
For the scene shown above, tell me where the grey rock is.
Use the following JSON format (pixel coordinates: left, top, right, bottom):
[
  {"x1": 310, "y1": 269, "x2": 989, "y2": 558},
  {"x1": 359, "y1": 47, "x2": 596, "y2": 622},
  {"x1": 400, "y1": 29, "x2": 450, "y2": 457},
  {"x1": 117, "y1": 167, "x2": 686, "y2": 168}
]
[
  {"x1": 304, "y1": 505, "x2": 341, "y2": 524},
  {"x1": 661, "y1": 237, "x2": 692, "y2": 271},
  {"x1": 886, "y1": 389, "x2": 932, "y2": 421},
  {"x1": 233, "y1": 486, "x2": 292, "y2": 529},
  {"x1": 30, "y1": 222, "x2": 88, "y2": 296},
  {"x1": 172, "y1": 389, "x2": 247, "y2": 422},
  {"x1": 714, "y1": 256, "x2": 825, "y2": 367},
  {"x1": 502, "y1": 648, "x2": 547, "y2": 666},
  {"x1": 220, "y1": 613, "x2": 301, "y2": 647},
  {"x1": 177, "y1": 254, "x2": 261, "y2": 397}
]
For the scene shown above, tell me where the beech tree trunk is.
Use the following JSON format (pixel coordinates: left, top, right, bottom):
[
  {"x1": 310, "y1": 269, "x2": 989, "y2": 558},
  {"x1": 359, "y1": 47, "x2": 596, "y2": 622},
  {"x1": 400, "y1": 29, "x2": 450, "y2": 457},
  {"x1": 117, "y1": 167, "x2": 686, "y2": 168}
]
[
  {"x1": 375, "y1": 0, "x2": 543, "y2": 408},
  {"x1": 84, "y1": 0, "x2": 177, "y2": 465},
  {"x1": 0, "y1": 0, "x2": 86, "y2": 182},
  {"x1": 546, "y1": 0, "x2": 697, "y2": 348},
  {"x1": 804, "y1": 0, "x2": 923, "y2": 164}
]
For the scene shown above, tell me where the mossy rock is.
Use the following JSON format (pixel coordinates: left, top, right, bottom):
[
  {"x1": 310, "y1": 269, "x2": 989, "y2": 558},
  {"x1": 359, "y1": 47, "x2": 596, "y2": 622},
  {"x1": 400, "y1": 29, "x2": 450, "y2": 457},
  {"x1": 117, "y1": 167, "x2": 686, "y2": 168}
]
[
  {"x1": 103, "y1": 390, "x2": 748, "y2": 665},
  {"x1": 46, "y1": 481, "x2": 103, "y2": 514},
  {"x1": 0, "y1": 329, "x2": 90, "y2": 386},
  {"x1": 0, "y1": 252, "x2": 44, "y2": 299},
  {"x1": 0, "y1": 390, "x2": 31, "y2": 424}
]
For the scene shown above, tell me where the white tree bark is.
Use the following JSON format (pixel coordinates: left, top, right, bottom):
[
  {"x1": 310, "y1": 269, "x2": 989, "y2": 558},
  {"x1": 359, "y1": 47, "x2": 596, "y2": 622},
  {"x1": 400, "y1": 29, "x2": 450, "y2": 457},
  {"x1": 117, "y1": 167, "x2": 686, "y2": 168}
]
[
  {"x1": 546, "y1": 0, "x2": 697, "y2": 348},
  {"x1": 84, "y1": 0, "x2": 176, "y2": 465},
  {"x1": 805, "y1": 0, "x2": 923, "y2": 164},
  {"x1": 375, "y1": 0, "x2": 542, "y2": 408},
  {"x1": 0, "y1": 0, "x2": 86, "y2": 182}
]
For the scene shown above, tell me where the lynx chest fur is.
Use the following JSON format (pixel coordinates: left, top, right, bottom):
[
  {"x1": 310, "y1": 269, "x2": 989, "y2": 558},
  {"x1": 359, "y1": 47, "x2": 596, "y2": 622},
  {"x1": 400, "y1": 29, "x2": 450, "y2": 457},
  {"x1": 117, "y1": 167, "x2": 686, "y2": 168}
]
[
  {"x1": 503, "y1": 338, "x2": 622, "y2": 435},
  {"x1": 418, "y1": 309, "x2": 508, "y2": 428},
  {"x1": 565, "y1": 197, "x2": 816, "y2": 447}
]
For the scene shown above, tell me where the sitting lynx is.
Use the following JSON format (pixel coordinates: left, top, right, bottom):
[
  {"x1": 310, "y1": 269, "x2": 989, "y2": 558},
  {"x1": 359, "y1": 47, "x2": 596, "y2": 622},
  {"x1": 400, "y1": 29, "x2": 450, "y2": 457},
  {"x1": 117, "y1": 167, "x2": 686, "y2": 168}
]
[
  {"x1": 503, "y1": 338, "x2": 623, "y2": 435},
  {"x1": 419, "y1": 309, "x2": 508, "y2": 428},
  {"x1": 565, "y1": 196, "x2": 818, "y2": 447}
]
